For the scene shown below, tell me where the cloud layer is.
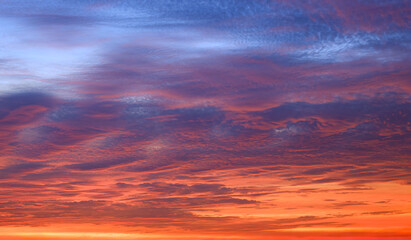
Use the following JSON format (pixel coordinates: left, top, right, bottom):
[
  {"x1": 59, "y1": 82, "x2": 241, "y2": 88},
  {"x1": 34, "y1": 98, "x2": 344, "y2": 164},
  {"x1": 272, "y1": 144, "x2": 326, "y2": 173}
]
[{"x1": 0, "y1": 1, "x2": 410, "y2": 239}]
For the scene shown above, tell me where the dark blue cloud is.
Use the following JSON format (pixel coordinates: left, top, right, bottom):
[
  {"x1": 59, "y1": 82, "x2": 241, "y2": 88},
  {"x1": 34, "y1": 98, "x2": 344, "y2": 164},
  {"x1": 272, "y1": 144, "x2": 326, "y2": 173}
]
[
  {"x1": 65, "y1": 156, "x2": 142, "y2": 171},
  {"x1": 0, "y1": 162, "x2": 48, "y2": 179},
  {"x1": 0, "y1": 92, "x2": 55, "y2": 118},
  {"x1": 259, "y1": 97, "x2": 411, "y2": 123}
]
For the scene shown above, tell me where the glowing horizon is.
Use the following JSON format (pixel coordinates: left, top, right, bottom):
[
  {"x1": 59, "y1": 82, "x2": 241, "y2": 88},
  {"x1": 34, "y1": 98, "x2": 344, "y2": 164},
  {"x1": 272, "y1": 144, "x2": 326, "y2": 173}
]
[{"x1": 0, "y1": 1, "x2": 410, "y2": 239}]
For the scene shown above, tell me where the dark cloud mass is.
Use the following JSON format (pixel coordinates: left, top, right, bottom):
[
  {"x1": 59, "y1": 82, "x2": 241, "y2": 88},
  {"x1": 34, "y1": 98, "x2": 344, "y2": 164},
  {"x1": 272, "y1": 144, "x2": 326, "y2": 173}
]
[{"x1": 0, "y1": 0, "x2": 410, "y2": 239}]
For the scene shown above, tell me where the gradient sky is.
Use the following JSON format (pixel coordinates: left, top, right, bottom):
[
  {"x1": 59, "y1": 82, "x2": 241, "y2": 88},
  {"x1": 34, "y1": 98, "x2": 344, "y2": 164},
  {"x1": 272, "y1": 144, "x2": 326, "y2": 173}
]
[{"x1": 0, "y1": 1, "x2": 410, "y2": 239}]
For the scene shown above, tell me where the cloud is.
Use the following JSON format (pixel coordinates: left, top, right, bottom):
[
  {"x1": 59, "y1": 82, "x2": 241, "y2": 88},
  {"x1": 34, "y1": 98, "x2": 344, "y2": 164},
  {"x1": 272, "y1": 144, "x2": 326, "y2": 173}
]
[
  {"x1": 0, "y1": 1, "x2": 410, "y2": 238},
  {"x1": 137, "y1": 182, "x2": 233, "y2": 195},
  {"x1": 66, "y1": 156, "x2": 142, "y2": 171},
  {"x1": 0, "y1": 162, "x2": 48, "y2": 179}
]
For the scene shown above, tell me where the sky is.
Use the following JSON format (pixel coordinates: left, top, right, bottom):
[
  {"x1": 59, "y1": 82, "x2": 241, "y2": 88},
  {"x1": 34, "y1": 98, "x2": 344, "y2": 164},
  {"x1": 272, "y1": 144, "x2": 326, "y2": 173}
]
[{"x1": 0, "y1": 0, "x2": 410, "y2": 239}]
